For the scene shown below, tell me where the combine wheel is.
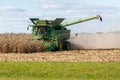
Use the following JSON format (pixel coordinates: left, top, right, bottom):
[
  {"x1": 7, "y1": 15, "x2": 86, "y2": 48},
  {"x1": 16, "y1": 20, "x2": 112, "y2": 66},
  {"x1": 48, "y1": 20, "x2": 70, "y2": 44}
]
[
  {"x1": 62, "y1": 41, "x2": 71, "y2": 50},
  {"x1": 50, "y1": 46, "x2": 59, "y2": 51},
  {"x1": 54, "y1": 46, "x2": 59, "y2": 51}
]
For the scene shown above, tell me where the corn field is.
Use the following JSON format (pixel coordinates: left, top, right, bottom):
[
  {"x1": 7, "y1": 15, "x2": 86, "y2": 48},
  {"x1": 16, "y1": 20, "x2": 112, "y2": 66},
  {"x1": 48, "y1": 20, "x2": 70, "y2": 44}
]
[
  {"x1": 0, "y1": 33, "x2": 120, "y2": 62},
  {"x1": 0, "y1": 33, "x2": 47, "y2": 53}
]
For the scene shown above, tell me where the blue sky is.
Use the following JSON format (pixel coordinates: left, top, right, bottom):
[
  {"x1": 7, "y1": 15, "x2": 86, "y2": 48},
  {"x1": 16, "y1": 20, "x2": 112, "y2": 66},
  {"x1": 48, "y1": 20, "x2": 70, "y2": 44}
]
[{"x1": 0, "y1": 0, "x2": 120, "y2": 33}]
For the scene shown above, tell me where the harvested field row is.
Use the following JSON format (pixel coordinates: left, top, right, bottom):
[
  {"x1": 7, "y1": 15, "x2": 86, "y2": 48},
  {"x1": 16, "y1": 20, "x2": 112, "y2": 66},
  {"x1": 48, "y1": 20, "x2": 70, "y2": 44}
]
[{"x1": 0, "y1": 49, "x2": 120, "y2": 62}]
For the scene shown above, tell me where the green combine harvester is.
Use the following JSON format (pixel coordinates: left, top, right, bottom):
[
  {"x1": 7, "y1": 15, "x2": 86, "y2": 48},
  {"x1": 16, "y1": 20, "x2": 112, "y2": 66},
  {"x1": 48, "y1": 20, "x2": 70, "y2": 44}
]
[{"x1": 28, "y1": 15, "x2": 102, "y2": 51}]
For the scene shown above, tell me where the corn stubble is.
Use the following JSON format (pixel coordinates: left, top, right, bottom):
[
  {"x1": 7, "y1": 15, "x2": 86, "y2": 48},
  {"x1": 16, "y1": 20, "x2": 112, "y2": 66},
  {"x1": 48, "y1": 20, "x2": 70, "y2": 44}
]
[{"x1": 0, "y1": 33, "x2": 47, "y2": 53}]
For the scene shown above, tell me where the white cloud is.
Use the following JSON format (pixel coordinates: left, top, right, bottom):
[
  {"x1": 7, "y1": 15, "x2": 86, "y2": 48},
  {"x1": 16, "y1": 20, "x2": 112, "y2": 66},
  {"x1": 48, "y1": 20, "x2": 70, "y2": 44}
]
[
  {"x1": 33, "y1": 0, "x2": 45, "y2": 3},
  {"x1": 0, "y1": 6, "x2": 29, "y2": 32},
  {"x1": 65, "y1": 5, "x2": 119, "y2": 16},
  {"x1": 0, "y1": 6, "x2": 25, "y2": 12},
  {"x1": 42, "y1": 4, "x2": 61, "y2": 9},
  {"x1": 33, "y1": 0, "x2": 120, "y2": 18},
  {"x1": 66, "y1": 10, "x2": 79, "y2": 14},
  {"x1": 33, "y1": 0, "x2": 62, "y2": 9}
]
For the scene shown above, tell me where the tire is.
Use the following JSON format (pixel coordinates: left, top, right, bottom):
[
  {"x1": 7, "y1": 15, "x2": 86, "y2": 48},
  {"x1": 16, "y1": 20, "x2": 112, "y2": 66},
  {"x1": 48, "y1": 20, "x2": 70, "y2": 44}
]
[
  {"x1": 50, "y1": 46, "x2": 58, "y2": 51},
  {"x1": 62, "y1": 41, "x2": 71, "y2": 50},
  {"x1": 54, "y1": 46, "x2": 59, "y2": 51}
]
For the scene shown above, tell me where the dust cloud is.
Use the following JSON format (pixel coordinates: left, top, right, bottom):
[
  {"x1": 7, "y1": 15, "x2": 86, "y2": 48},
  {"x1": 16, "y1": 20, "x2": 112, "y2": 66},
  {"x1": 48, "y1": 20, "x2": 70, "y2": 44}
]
[{"x1": 69, "y1": 32, "x2": 120, "y2": 49}]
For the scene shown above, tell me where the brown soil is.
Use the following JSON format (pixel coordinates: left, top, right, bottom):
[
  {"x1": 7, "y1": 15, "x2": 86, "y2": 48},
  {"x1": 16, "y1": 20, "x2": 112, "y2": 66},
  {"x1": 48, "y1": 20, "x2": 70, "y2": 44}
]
[{"x1": 0, "y1": 49, "x2": 120, "y2": 62}]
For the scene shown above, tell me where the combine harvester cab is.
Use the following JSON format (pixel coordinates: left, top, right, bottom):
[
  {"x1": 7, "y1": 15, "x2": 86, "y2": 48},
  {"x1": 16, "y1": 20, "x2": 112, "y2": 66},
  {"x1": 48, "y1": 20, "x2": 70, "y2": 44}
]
[{"x1": 28, "y1": 15, "x2": 102, "y2": 51}]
